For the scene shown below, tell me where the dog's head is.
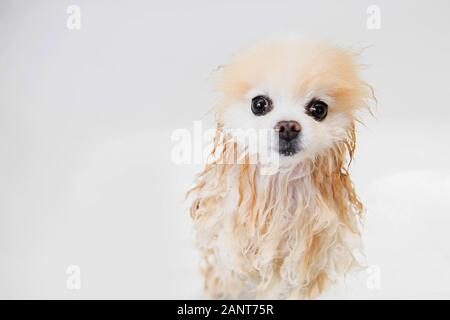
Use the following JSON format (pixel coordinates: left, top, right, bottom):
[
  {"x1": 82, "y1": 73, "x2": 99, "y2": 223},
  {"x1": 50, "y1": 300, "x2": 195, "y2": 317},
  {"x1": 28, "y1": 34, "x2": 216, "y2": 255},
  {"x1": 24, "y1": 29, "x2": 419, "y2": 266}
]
[{"x1": 215, "y1": 38, "x2": 371, "y2": 167}]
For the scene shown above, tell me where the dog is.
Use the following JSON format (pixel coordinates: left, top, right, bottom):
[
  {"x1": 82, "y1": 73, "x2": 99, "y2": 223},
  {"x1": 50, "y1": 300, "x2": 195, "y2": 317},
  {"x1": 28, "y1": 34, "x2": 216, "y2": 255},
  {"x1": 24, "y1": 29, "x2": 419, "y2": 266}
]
[{"x1": 188, "y1": 37, "x2": 373, "y2": 299}]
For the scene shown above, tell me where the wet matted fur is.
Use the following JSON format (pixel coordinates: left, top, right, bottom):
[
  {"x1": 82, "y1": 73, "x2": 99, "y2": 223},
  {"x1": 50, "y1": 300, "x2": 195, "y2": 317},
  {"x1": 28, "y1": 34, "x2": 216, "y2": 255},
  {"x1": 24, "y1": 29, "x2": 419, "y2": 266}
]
[{"x1": 188, "y1": 38, "x2": 373, "y2": 299}]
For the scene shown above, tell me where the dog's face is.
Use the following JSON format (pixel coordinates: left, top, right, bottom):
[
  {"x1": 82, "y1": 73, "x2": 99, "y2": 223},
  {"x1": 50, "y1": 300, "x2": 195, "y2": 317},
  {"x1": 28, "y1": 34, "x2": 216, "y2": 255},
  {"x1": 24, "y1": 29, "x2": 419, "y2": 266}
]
[{"x1": 216, "y1": 39, "x2": 369, "y2": 166}]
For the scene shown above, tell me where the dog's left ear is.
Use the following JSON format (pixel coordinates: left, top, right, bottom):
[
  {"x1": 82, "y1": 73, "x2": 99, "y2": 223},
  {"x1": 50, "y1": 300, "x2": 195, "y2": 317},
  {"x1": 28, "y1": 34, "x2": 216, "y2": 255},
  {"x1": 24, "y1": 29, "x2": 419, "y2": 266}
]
[{"x1": 324, "y1": 46, "x2": 375, "y2": 120}]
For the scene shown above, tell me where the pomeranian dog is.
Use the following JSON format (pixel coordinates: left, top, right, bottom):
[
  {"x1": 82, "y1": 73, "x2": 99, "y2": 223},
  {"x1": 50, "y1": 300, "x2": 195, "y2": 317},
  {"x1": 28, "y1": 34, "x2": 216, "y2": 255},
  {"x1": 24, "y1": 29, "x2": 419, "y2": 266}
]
[{"x1": 188, "y1": 37, "x2": 373, "y2": 299}]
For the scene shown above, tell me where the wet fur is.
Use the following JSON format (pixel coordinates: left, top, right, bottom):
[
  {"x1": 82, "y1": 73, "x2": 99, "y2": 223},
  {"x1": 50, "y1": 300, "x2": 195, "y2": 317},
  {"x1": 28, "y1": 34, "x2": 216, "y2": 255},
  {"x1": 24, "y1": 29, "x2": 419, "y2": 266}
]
[{"x1": 188, "y1": 38, "x2": 373, "y2": 299}]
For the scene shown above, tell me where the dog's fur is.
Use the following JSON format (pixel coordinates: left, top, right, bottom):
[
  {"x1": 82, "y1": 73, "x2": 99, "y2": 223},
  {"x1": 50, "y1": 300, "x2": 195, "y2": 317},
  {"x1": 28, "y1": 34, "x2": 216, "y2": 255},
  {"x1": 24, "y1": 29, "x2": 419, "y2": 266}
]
[{"x1": 188, "y1": 38, "x2": 373, "y2": 299}]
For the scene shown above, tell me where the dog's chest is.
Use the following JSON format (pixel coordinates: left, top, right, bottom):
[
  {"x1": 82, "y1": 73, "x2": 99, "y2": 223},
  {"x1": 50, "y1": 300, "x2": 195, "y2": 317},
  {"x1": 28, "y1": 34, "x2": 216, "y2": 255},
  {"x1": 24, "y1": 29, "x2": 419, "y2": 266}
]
[{"x1": 215, "y1": 169, "x2": 314, "y2": 268}]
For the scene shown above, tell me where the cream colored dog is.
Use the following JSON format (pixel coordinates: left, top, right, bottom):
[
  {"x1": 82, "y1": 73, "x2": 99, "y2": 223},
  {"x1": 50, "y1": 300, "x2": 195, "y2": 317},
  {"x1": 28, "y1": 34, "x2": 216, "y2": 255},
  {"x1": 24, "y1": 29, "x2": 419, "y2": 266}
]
[{"x1": 188, "y1": 38, "x2": 373, "y2": 299}]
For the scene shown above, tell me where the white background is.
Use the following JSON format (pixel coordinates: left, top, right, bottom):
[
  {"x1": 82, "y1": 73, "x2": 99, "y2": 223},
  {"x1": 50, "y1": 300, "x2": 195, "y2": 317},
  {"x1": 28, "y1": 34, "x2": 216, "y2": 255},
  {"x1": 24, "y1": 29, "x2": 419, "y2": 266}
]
[{"x1": 1, "y1": 0, "x2": 450, "y2": 298}]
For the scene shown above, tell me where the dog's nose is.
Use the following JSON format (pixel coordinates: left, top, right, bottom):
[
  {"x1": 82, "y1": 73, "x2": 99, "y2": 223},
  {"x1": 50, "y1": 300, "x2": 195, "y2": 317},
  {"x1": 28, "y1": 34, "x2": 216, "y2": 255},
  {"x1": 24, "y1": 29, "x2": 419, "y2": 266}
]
[{"x1": 274, "y1": 120, "x2": 301, "y2": 141}]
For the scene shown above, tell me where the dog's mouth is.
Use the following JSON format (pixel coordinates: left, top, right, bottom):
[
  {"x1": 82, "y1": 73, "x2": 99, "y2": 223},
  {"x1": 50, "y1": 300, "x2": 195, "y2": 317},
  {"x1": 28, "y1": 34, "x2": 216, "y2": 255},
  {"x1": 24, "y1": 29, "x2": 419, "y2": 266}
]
[{"x1": 278, "y1": 139, "x2": 300, "y2": 156}]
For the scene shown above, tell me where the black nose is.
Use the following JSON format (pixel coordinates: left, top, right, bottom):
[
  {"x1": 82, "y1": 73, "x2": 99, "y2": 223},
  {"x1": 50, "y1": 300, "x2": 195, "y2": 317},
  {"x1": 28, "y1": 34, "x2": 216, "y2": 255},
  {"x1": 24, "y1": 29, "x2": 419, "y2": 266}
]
[{"x1": 274, "y1": 120, "x2": 301, "y2": 141}]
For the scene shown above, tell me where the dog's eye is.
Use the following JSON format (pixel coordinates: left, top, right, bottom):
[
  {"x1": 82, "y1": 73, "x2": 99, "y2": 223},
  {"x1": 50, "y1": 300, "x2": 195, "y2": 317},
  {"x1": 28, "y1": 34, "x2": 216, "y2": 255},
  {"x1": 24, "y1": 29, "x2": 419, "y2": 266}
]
[
  {"x1": 305, "y1": 99, "x2": 328, "y2": 121},
  {"x1": 251, "y1": 95, "x2": 273, "y2": 116}
]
